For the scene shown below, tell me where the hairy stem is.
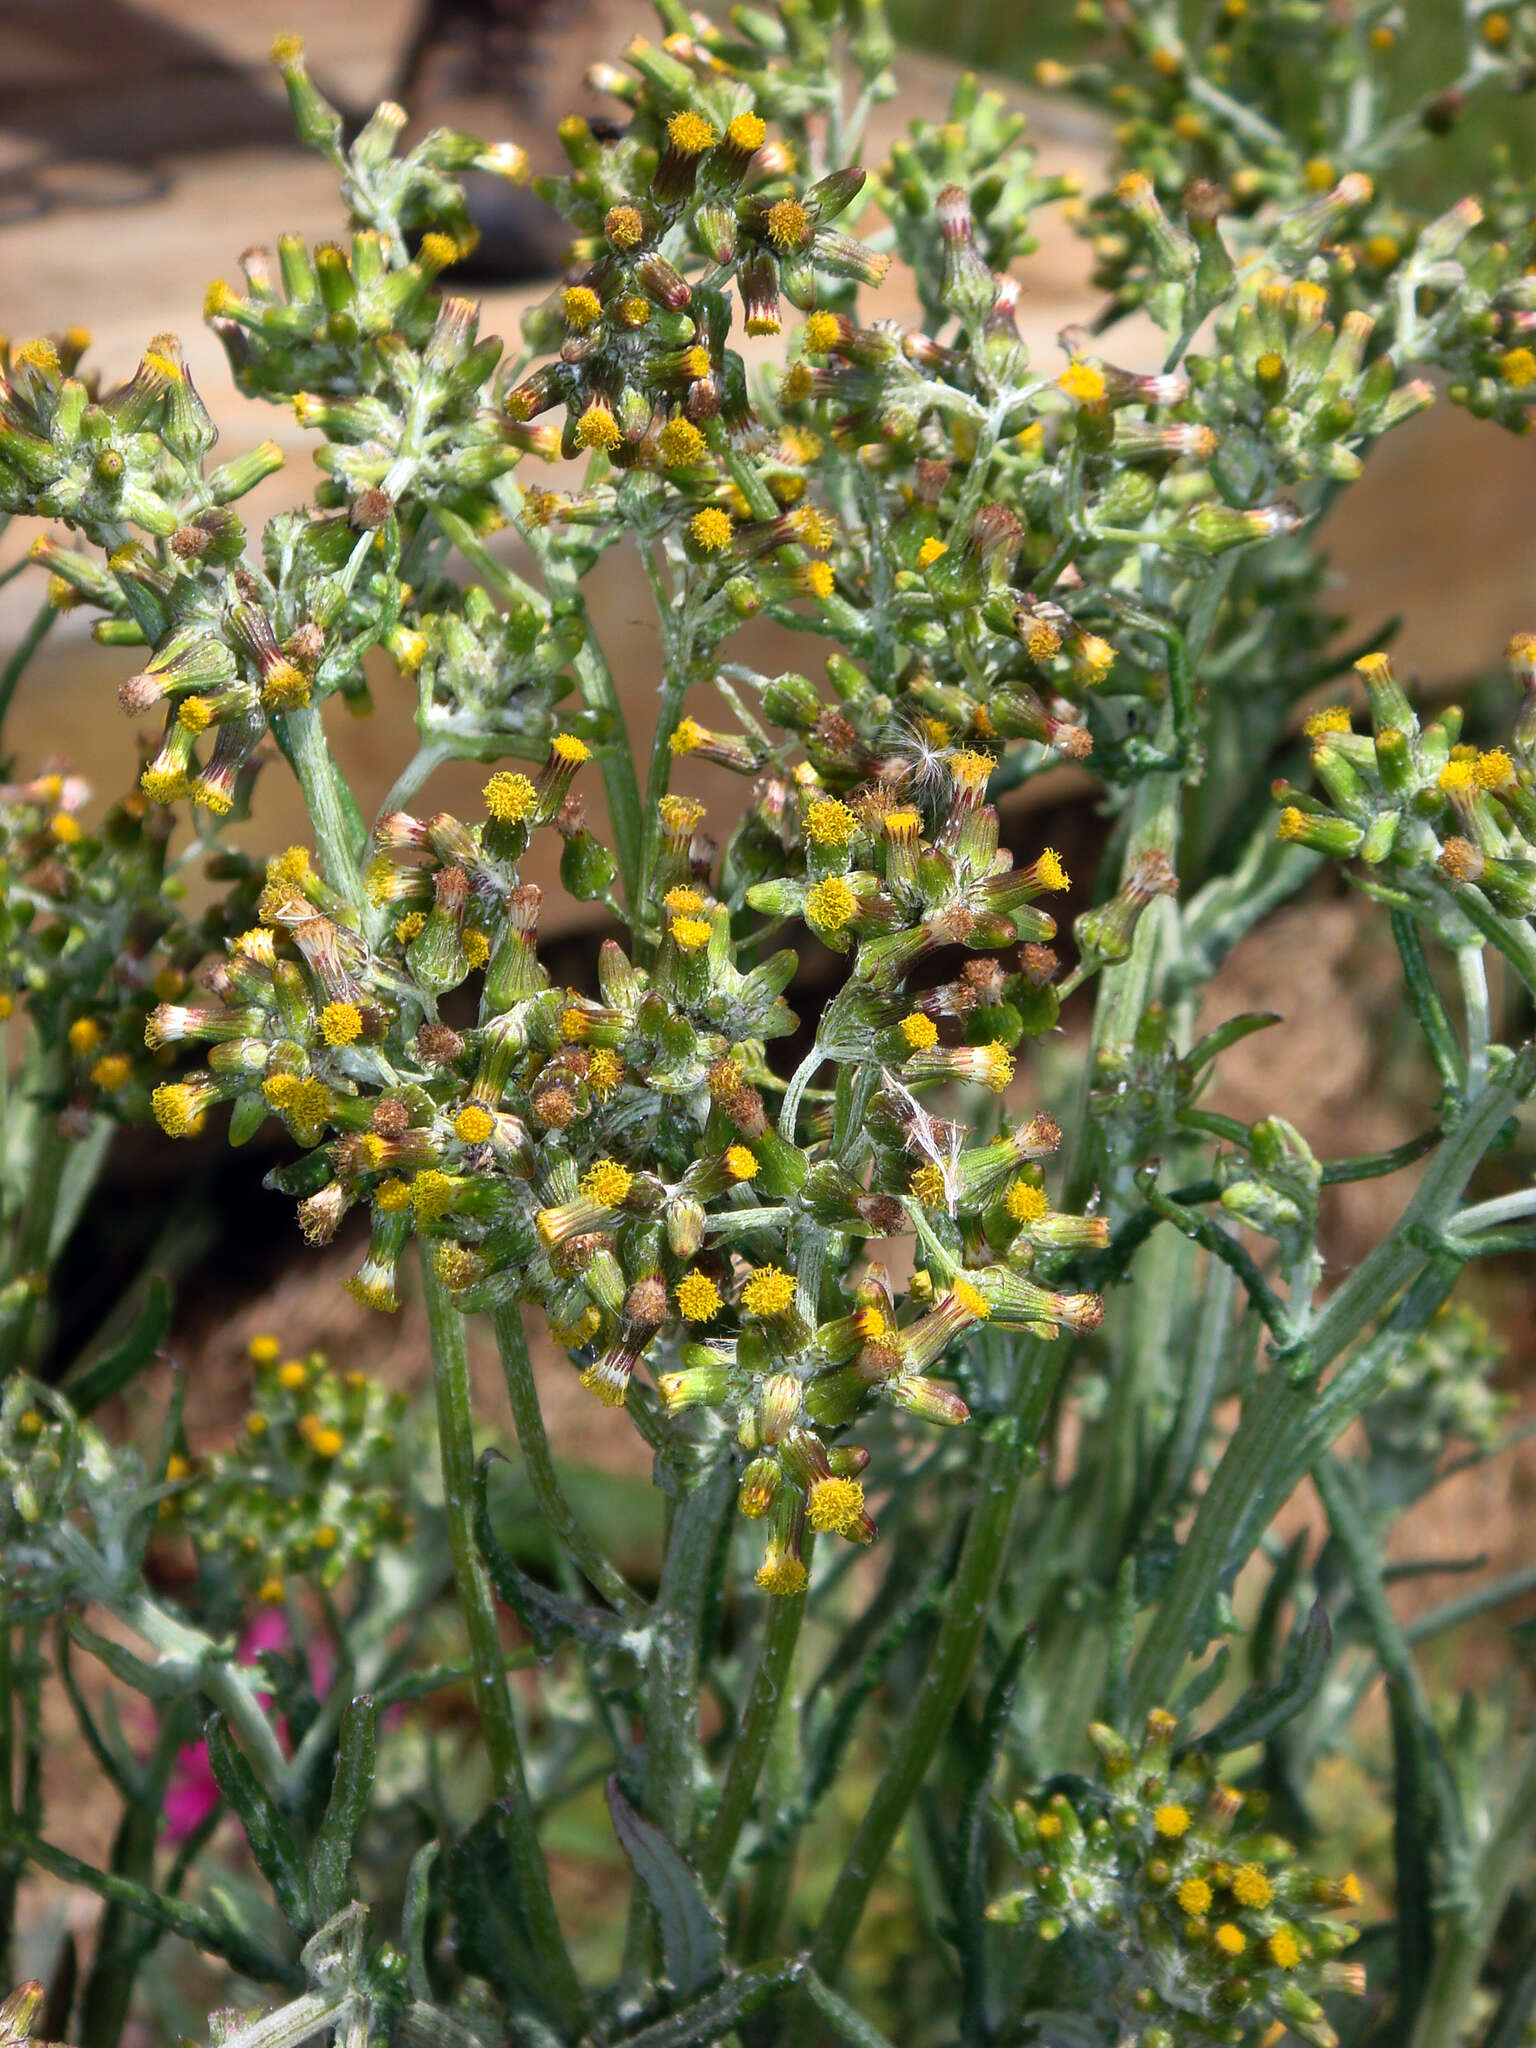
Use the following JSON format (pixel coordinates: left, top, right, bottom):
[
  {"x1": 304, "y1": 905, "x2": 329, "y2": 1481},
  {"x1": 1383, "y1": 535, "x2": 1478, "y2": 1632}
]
[{"x1": 698, "y1": 1577, "x2": 808, "y2": 1891}]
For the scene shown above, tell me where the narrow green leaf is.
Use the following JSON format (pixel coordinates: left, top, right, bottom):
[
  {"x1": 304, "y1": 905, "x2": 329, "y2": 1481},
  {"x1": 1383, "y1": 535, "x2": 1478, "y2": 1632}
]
[
  {"x1": 63, "y1": 1276, "x2": 172, "y2": 1417},
  {"x1": 203, "y1": 1714, "x2": 310, "y2": 1933},
  {"x1": 1199, "y1": 1601, "x2": 1331, "y2": 1757},
  {"x1": 441, "y1": 1802, "x2": 553, "y2": 2021},
  {"x1": 473, "y1": 1450, "x2": 630, "y2": 1656},
  {"x1": 607, "y1": 1779, "x2": 725, "y2": 1999},
  {"x1": 307, "y1": 1695, "x2": 376, "y2": 1923}
]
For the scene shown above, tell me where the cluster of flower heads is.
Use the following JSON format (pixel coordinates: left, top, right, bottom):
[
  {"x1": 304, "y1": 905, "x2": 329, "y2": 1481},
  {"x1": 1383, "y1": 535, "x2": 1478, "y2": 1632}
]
[
  {"x1": 1275, "y1": 638, "x2": 1536, "y2": 929},
  {"x1": 146, "y1": 719, "x2": 1112, "y2": 1592},
  {"x1": 987, "y1": 1710, "x2": 1364, "y2": 2047},
  {"x1": 157, "y1": 1337, "x2": 408, "y2": 1602}
]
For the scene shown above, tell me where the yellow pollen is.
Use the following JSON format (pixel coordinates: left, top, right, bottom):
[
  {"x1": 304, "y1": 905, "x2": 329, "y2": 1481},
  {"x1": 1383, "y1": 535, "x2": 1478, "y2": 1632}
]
[
  {"x1": 484, "y1": 771, "x2": 536, "y2": 821},
  {"x1": 726, "y1": 111, "x2": 767, "y2": 152},
  {"x1": 671, "y1": 915, "x2": 712, "y2": 951},
  {"x1": 805, "y1": 798, "x2": 857, "y2": 847},
  {"x1": 670, "y1": 717, "x2": 705, "y2": 754},
  {"x1": 605, "y1": 204, "x2": 644, "y2": 248},
  {"x1": 909, "y1": 1163, "x2": 947, "y2": 1205},
  {"x1": 1277, "y1": 807, "x2": 1309, "y2": 842},
  {"x1": 463, "y1": 930, "x2": 489, "y2": 968},
  {"x1": 1036, "y1": 848, "x2": 1070, "y2": 891},
  {"x1": 588, "y1": 1048, "x2": 622, "y2": 1095},
  {"x1": 724, "y1": 1144, "x2": 759, "y2": 1181},
  {"x1": 560, "y1": 1005, "x2": 591, "y2": 1041},
  {"x1": 676, "y1": 1272, "x2": 723, "y2": 1322},
  {"x1": 949, "y1": 1277, "x2": 991, "y2": 1320},
  {"x1": 151, "y1": 1082, "x2": 200, "y2": 1138},
  {"x1": 807, "y1": 1475, "x2": 866, "y2": 1537},
  {"x1": 755, "y1": 1553, "x2": 809, "y2": 1596},
  {"x1": 1230, "y1": 1863, "x2": 1274, "y2": 1908},
  {"x1": 1177, "y1": 1877, "x2": 1213, "y2": 1915},
  {"x1": 658, "y1": 416, "x2": 708, "y2": 467},
  {"x1": 690, "y1": 507, "x2": 734, "y2": 551},
  {"x1": 410, "y1": 1169, "x2": 455, "y2": 1220},
  {"x1": 948, "y1": 748, "x2": 995, "y2": 789},
  {"x1": 766, "y1": 199, "x2": 811, "y2": 250},
  {"x1": 1268, "y1": 1928, "x2": 1303, "y2": 1970},
  {"x1": 900, "y1": 1012, "x2": 938, "y2": 1049},
  {"x1": 1305, "y1": 705, "x2": 1353, "y2": 737},
  {"x1": 376, "y1": 1178, "x2": 411, "y2": 1212},
  {"x1": 917, "y1": 538, "x2": 949, "y2": 568},
  {"x1": 1213, "y1": 1923, "x2": 1246, "y2": 1958},
  {"x1": 666, "y1": 111, "x2": 717, "y2": 155},
  {"x1": 802, "y1": 560, "x2": 835, "y2": 600},
  {"x1": 552, "y1": 733, "x2": 590, "y2": 764},
  {"x1": 1474, "y1": 747, "x2": 1515, "y2": 791},
  {"x1": 1005, "y1": 1180, "x2": 1050, "y2": 1224},
  {"x1": 663, "y1": 886, "x2": 705, "y2": 916},
  {"x1": 319, "y1": 1002, "x2": 364, "y2": 1047},
  {"x1": 454, "y1": 1104, "x2": 496, "y2": 1144},
  {"x1": 1438, "y1": 760, "x2": 1475, "y2": 795},
  {"x1": 562, "y1": 285, "x2": 602, "y2": 330},
  {"x1": 1035, "y1": 1812, "x2": 1063, "y2": 1840},
  {"x1": 576, "y1": 404, "x2": 622, "y2": 452},
  {"x1": 1058, "y1": 362, "x2": 1107, "y2": 403},
  {"x1": 394, "y1": 912, "x2": 425, "y2": 943},
  {"x1": 804, "y1": 310, "x2": 840, "y2": 352},
  {"x1": 1154, "y1": 1804, "x2": 1191, "y2": 1838},
  {"x1": 582, "y1": 1159, "x2": 633, "y2": 1206},
  {"x1": 742, "y1": 1266, "x2": 796, "y2": 1316},
  {"x1": 805, "y1": 876, "x2": 857, "y2": 931}
]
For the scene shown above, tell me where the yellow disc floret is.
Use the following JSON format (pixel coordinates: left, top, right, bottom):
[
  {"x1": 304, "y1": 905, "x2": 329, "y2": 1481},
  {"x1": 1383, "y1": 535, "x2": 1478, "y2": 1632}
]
[
  {"x1": 805, "y1": 877, "x2": 857, "y2": 931},
  {"x1": 807, "y1": 1475, "x2": 867, "y2": 1537},
  {"x1": 676, "y1": 1273, "x2": 723, "y2": 1322},
  {"x1": 410, "y1": 1169, "x2": 455, "y2": 1220},
  {"x1": 1154, "y1": 1803, "x2": 1191, "y2": 1838},
  {"x1": 690, "y1": 507, "x2": 735, "y2": 551},
  {"x1": 1212, "y1": 1923, "x2": 1246, "y2": 1958},
  {"x1": 484, "y1": 771, "x2": 536, "y2": 821},
  {"x1": 805, "y1": 798, "x2": 857, "y2": 847},
  {"x1": 900, "y1": 1012, "x2": 938, "y2": 1049},
  {"x1": 1005, "y1": 1180, "x2": 1050, "y2": 1224},
  {"x1": 1230, "y1": 1863, "x2": 1274, "y2": 1909},
  {"x1": 1304, "y1": 704, "x2": 1353, "y2": 737},
  {"x1": 1177, "y1": 1876, "x2": 1213, "y2": 1916},
  {"x1": 582, "y1": 1159, "x2": 633, "y2": 1206},
  {"x1": 666, "y1": 111, "x2": 717, "y2": 155},
  {"x1": 562, "y1": 285, "x2": 602, "y2": 330},
  {"x1": 1268, "y1": 1928, "x2": 1303, "y2": 1969},
  {"x1": 319, "y1": 1002, "x2": 364, "y2": 1047},
  {"x1": 454, "y1": 1104, "x2": 496, "y2": 1144},
  {"x1": 742, "y1": 1266, "x2": 796, "y2": 1316},
  {"x1": 1058, "y1": 361, "x2": 1107, "y2": 403},
  {"x1": 724, "y1": 1144, "x2": 759, "y2": 1181},
  {"x1": 726, "y1": 111, "x2": 767, "y2": 152},
  {"x1": 659, "y1": 416, "x2": 708, "y2": 466},
  {"x1": 671, "y1": 916, "x2": 712, "y2": 951},
  {"x1": 910, "y1": 1164, "x2": 948, "y2": 1205}
]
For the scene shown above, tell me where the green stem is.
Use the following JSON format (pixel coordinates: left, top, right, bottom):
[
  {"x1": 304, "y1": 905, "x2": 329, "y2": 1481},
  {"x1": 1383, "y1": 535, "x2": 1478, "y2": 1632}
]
[
  {"x1": 0, "y1": 1074, "x2": 70, "y2": 1372},
  {"x1": 490, "y1": 1303, "x2": 645, "y2": 1618},
  {"x1": 698, "y1": 1578, "x2": 808, "y2": 1891},
  {"x1": 274, "y1": 704, "x2": 366, "y2": 917},
  {"x1": 420, "y1": 1257, "x2": 585, "y2": 2034},
  {"x1": 642, "y1": 1453, "x2": 734, "y2": 1847},
  {"x1": 0, "y1": 598, "x2": 57, "y2": 739},
  {"x1": 1409, "y1": 1736, "x2": 1536, "y2": 2048},
  {"x1": 808, "y1": 1338, "x2": 1067, "y2": 1982}
]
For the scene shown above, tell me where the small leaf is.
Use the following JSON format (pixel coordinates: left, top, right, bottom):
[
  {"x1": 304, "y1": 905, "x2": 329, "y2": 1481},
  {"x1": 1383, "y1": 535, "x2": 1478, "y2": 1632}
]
[
  {"x1": 474, "y1": 1451, "x2": 630, "y2": 1656},
  {"x1": 63, "y1": 1276, "x2": 171, "y2": 1417},
  {"x1": 1198, "y1": 1601, "x2": 1331, "y2": 1757},
  {"x1": 202, "y1": 1715, "x2": 310, "y2": 1933},
  {"x1": 441, "y1": 1803, "x2": 555, "y2": 2021},
  {"x1": 307, "y1": 1695, "x2": 376, "y2": 1923},
  {"x1": 606, "y1": 1779, "x2": 725, "y2": 1999}
]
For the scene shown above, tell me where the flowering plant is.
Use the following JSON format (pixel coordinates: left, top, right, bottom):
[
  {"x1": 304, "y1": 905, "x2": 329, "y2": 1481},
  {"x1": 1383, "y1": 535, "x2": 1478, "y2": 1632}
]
[{"x1": 1, "y1": 2, "x2": 1534, "y2": 2044}]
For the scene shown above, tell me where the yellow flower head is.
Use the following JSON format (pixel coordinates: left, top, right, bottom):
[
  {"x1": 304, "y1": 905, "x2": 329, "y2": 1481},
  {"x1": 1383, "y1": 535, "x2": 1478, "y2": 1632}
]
[
  {"x1": 1154, "y1": 1803, "x2": 1191, "y2": 1838},
  {"x1": 151, "y1": 1083, "x2": 201, "y2": 1138},
  {"x1": 588, "y1": 1048, "x2": 623, "y2": 1095},
  {"x1": 755, "y1": 1552, "x2": 809, "y2": 1596},
  {"x1": 576, "y1": 403, "x2": 622, "y2": 453},
  {"x1": 676, "y1": 1273, "x2": 723, "y2": 1322},
  {"x1": 807, "y1": 1475, "x2": 866, "y2": 1537},
  {"x1": 1499, "y1": 345, "x2": 1536, "y2": 388},
  {"x1": 1177, "y1": 1876, "x2": 1213, "y2": 1916},
  {"x1": 484, "y1": 771, "x2": 535, "y2": 821},
  {"x1": 1005, "y1": 1180, "x2": 1050, "y2": 1225},
  {"x1": 805, "y1": 876, "x2": 858, "y2": 931},
  {"x1": 666, "y1": 111, "x2": 717, "y2": 155},
  {"x1": 454, "y1": 1104, "x2": 496, "y2": 1144},
  {"x1": 248, "y1": 1334, "x2": 282, "y2": 1365},
  {"x1": 1474, "y1": 747, "x2": 1515, "y2": 791},
  {"x1": 803, "y1": 310, "x2": 840, "y2": 352},
  {"x1": 1036, "y1": 847, "x2": 1070, "y2": 892},
  {"x1": 552, "y1": 733, "x2": 590, "y2": 765},
  {"x1": 90, "y1": 1054, "x2": 132, "y2": 1091},
  {"x1": 805, "y1": 798, "x2": 857, "y2": 847},
  {"x1": 562, "y1": 285, "x2": 602, "y2": 330},
  {"x1": 376, "y1": 1178, "x2": 412, "y2": 1213},
  {"x1": 582, "y1": 1159, "x2": 633, "y2": 1206},
  {"x1": 910, "y1": 1163, "x2": 948, "y2": 1205},
  {"x1": 1437, "y1": 759, "x2": 1475, "y2": 796},
  {"x1": 659, "y1": 416, "x2": 708, "y2": 467},
  {"x1": 900, "y1": 1012, "x2": 938, "y2": 1049},
  {"x1": 949, "y1": 1277, "x2": 991, "y2": 1320},
  {"x1": 802, "y1": 559, "x2": 836, "y2": 600},
  {"x1": 68, "y1": 1016, "x2": 103, "y2": 1056},
  {"x1": 917, "y1": 537, "x2": 948, "y2": 568},
  {"x1": 671, "y1": 915, "x2": 712, "y2": 951},
  {"x1": 766, "y1": 198, "x2": 811, "y2": 250},
  {"x1": 690, "y1": 507, "x2": 734, "y2": 552},
  {"x1": 1058, "y1": 361, "x2": 1107, "y2": 403},
  {"x1": 670, "y1": 716, "x2": 705, "y2": 754},
  {"x1": 319, "y1": 1002, "x2": 364, "y2": 1047},
  {"x1": 742, "y1": 1266, "x2": 796, "y2": 1316},
  {"x1": 277, "y1": 1359, "x2": 308, "y2": 1391},
  {"x1": 948, "y1": 748, "x2": 995, "y2": 790},
  {"x1": 1268, "y1": 1927, "x2": 1303, "y2": 1970},
  {"x1": 410, "y1": 1169, "x2": 455, "y2": 1220},
  {"x1": 724, "y1": 1144, "x2": 759, "y2": 1181},
  {"x1": 1212, "y1": 1923, "x2": 1246, "y2": 1958},
  {"x1": 1304, "y1": 704, "x2": 1353, "y2": 737},
  {"x1": 664, "y1": 886, "x2": 705, "y2": 917},
  {"x1": 1230, "y1": 1863, "x2": 1273, "y2": 1908}
]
